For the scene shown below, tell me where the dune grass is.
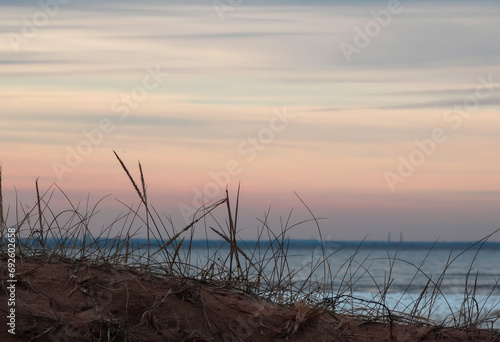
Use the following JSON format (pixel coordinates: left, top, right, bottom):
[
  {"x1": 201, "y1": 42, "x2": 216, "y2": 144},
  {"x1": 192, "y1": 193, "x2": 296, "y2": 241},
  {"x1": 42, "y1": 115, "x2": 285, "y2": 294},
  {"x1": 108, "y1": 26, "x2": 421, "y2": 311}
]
[{"x1": 1, "y1": 154, "x2": 499, "y2": 340}]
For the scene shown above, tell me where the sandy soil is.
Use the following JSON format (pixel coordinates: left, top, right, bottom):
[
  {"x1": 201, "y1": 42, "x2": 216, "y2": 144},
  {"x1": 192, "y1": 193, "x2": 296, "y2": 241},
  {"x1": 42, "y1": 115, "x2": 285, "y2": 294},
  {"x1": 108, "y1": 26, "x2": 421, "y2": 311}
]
[{"x1": 0, "y1": 256, "x2": 498, "y2": 341}]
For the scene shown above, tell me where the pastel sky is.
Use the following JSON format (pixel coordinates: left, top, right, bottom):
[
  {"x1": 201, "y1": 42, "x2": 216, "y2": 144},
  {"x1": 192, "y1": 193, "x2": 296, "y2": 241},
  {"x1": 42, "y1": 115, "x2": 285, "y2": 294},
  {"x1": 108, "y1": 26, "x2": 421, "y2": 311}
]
[{"x1": 1, "y1": 0, "x2": 500, "y2": 241}]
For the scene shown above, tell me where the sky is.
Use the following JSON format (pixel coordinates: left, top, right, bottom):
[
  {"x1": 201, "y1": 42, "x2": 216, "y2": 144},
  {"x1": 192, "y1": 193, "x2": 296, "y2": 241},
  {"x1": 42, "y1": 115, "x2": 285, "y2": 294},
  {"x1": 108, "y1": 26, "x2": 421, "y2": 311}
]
[{"x1": 1, "y1": 0, "x2": 500, "y2": 241}]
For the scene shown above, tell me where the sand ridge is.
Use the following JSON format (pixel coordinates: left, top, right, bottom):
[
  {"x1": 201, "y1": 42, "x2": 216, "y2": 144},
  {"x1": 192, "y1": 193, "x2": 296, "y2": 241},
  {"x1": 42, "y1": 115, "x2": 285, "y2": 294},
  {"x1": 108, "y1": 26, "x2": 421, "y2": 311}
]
[{"x1": 1, "y1": 256, "x2": 498, "y2": 341}]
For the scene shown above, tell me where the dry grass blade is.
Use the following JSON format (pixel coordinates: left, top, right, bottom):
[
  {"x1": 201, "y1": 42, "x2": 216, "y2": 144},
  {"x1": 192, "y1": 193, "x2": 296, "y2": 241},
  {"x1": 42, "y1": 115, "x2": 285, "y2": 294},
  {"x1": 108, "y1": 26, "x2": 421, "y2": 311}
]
[
  {"x1": 113, "y1": 150, "x2": 145, "y2": 203},
  {"x1": 150, "y1": 198, "x2": 227, "y2": 259},
  {"x1": 226, "y1": 188, "x2": 242, "y2": 279},
  {"x1": 138, "y1": 160, "x2": 151, "y2": 263},
  {"x1": 172, "y1": 237, "x2": 184, "y2": 264},
  {"x1": 35, "y1": 178, "x2": 44, "y2": 249},
  {"x1": 209, "y1": 226, "x2": 253, "y2": 266}
]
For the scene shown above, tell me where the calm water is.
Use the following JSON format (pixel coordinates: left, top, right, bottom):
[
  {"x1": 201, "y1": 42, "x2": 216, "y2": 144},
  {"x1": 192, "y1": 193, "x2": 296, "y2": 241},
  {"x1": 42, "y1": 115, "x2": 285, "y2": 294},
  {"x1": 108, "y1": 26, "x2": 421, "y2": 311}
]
[{"x1": 278, "y1": 243, "x2": 500, "y2": 326}]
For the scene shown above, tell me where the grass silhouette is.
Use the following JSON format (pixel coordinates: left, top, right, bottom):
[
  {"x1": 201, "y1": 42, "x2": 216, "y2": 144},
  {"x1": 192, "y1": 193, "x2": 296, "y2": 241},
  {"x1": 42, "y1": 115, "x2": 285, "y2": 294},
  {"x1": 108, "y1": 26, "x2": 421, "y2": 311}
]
[{"x1": 0, "y1": 154, "x2": 499, "y2": 341}]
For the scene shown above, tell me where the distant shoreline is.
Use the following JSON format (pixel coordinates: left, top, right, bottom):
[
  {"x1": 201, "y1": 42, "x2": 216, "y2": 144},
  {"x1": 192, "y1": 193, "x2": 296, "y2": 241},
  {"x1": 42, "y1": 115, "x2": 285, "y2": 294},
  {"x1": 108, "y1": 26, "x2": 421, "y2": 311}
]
[{"x1": 16, "y1": 237, "x2": 500, "y2": 250}]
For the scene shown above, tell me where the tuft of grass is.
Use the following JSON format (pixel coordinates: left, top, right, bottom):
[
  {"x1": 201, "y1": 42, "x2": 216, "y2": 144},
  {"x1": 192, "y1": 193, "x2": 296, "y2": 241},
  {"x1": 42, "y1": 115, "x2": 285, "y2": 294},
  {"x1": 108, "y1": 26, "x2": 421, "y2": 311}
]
[{"x1": 1, "y1": 153, "x2": 499, "y2": 341}]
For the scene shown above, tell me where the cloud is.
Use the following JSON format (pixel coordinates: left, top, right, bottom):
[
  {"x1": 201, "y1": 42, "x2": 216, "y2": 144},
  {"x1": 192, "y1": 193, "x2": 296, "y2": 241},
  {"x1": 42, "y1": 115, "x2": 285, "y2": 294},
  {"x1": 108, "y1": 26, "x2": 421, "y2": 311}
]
[{"x1": 383, "y1": 96, "x2": 500, "y2": 110}]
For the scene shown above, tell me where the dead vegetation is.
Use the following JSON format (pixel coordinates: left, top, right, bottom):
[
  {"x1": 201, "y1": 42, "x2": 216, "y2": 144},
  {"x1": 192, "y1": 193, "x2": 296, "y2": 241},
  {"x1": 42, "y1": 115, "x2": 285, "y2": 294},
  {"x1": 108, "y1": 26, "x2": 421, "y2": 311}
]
[{"x1": 1, "y1": 156, "x2": 499, "y2": 341}]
